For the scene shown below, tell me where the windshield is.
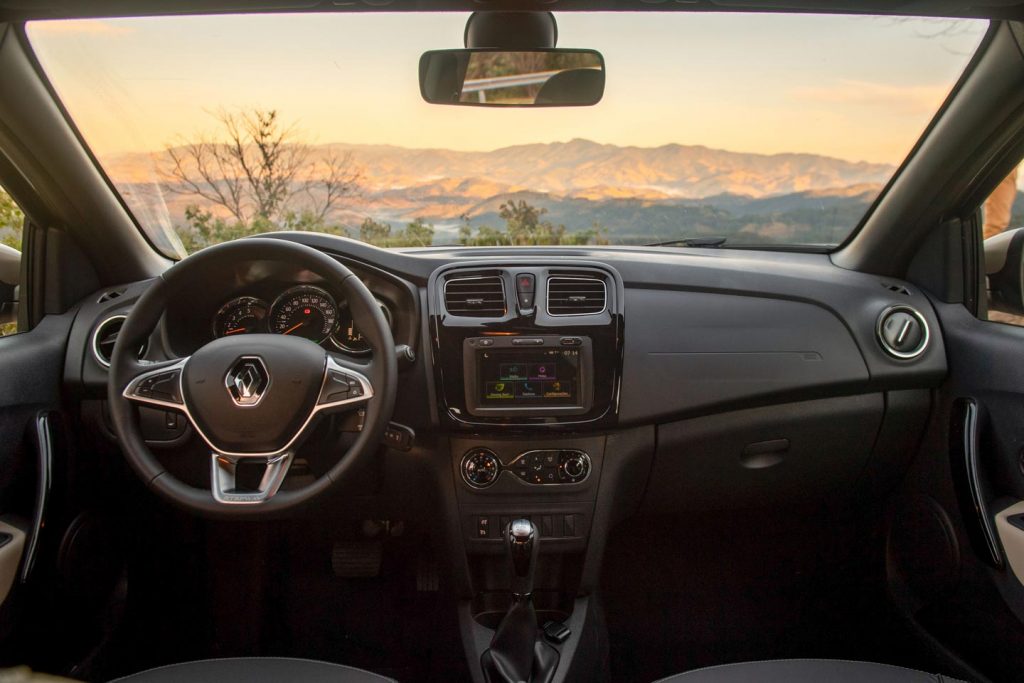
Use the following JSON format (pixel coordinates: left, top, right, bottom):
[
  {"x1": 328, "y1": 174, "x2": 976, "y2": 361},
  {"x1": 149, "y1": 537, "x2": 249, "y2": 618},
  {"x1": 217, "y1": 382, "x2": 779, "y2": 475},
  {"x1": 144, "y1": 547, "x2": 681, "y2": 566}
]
[{"x1": 26, "y1": 12, "x2": 986, "y2": 256}]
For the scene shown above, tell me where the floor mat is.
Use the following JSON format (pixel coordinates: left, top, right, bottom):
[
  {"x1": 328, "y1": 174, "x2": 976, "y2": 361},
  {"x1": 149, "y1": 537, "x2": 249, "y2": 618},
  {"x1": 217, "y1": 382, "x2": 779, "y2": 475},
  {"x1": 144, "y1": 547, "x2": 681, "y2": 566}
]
[{"x1": 600, "y1": 509, "x2": 935, "y2": 682}]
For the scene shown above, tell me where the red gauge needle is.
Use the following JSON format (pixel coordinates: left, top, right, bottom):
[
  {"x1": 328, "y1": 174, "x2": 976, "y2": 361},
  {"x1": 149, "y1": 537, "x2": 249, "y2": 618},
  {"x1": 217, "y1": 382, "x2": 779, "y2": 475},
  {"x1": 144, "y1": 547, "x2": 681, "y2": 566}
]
[
  {"x1": 224, "y1": 328, "x2": 248, "y2": 336},
  {"x1": 283, "y1": 322, "x2": 304, "y2": 335}
]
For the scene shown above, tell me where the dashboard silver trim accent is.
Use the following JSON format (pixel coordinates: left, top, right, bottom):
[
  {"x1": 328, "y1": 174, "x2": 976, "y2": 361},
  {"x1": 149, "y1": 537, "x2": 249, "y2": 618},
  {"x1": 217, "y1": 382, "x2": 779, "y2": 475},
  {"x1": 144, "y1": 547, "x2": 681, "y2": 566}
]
[
  {"x1": 460, "y1": 448, "x2": 501, "y2": 489},
  {"x1": 506, "y1": 449, "x2": 592, "y2": 486},
  {"x1": 876, "y1": 305, "x2": 930, "y2": 359},
  {"x1": 123, "y1": 355, "x2": 373, "y2": 504},
  {"x1": 92, "y1": 314, "x2": 148, "y2": 369},
  {"x1": 267, "y1": 284, "x2": 340, "y2": 344}
]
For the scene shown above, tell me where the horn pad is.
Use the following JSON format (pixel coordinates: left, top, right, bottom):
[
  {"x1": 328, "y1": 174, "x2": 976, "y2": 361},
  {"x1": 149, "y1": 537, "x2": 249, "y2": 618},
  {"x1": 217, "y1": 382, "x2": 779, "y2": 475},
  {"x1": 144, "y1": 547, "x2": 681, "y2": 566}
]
[{"x1": 182, "y1": 334, "x2": 327, "y2": 454}]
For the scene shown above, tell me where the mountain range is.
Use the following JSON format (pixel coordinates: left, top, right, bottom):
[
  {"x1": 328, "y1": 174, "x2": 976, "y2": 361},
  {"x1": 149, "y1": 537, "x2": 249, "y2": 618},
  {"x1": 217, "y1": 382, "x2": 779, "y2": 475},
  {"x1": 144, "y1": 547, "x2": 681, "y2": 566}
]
[{"x1": 104, "y1": 139, "x2": 895, "y2": 245}]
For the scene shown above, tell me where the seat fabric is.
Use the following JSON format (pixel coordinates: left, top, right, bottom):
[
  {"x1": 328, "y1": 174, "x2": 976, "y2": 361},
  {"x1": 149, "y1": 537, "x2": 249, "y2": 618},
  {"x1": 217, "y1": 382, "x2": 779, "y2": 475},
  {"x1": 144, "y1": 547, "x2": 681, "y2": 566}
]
[
  {"x1": 656, "y1": 659, "x2": 967, "y2": 682},
  {"x1": 110, "y1": 657, "x2": 396, "y2": 683}
]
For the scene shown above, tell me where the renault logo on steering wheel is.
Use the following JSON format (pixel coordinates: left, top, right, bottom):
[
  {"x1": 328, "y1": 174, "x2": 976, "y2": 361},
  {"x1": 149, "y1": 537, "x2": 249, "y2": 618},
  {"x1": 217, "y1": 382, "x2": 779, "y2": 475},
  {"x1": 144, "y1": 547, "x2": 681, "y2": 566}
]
[{"x1": 226, "y1": 357, "x2": 269, "y2": 407}]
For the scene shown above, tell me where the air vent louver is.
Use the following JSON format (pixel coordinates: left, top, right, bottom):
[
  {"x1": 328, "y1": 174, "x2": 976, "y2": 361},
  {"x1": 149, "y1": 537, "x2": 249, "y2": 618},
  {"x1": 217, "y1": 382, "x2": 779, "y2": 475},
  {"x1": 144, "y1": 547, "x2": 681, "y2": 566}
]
[
  {"x1": 444, "y1": 276, "x2": 507, "y2": 317},
  {"x1": 92, "y1": 315, "x2": 147, "y2": 368},
  {"x1": 547, "y1": 276, "x2": 607, "y2": 316},
  {"x1": 876, "y1": 306, "x2": 929, "y2": 360}
]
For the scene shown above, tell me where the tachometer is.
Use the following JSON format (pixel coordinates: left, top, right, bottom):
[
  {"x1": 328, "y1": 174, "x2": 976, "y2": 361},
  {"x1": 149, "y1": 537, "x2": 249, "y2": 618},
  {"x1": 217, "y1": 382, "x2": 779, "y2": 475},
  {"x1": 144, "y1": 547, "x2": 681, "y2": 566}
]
[
  {"x1": 332, "y1": 300, "x2": 393, "y2": 355},
  {"x1": 269, "y1": 285, "x2": 338, "y2": 344},
  {"x1": 213, "y1": 297, "x2": 268, "y2": 338}
]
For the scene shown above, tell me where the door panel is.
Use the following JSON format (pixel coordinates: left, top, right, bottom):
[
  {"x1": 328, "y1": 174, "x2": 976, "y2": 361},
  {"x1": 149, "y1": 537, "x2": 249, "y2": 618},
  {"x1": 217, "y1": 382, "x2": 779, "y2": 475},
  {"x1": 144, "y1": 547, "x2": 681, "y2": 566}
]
[
  {"x1": 888, "y1": 300, "x2": 1024, "y2": 682},
  {"x1": 0, "y1": 312, "x2": 72, "y2": 651}
]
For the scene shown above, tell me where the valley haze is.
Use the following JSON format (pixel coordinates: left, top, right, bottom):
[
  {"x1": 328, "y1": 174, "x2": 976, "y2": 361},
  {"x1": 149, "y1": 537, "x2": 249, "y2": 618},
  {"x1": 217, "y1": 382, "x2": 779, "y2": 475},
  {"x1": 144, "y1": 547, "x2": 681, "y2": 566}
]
[{"x1": 105, "y1": 138, "x2": 895, "y2": 246}]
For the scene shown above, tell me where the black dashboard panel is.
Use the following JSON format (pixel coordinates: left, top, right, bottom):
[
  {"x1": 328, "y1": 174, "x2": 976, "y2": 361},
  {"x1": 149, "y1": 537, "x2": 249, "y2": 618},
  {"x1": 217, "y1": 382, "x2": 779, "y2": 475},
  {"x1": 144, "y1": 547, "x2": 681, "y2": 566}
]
[
  {"x1": 618, "y1": 288, "x2": 870, "y2": 424},
  {"x1": 62, "y1": 233, "x2": 948, "y2": 431}
]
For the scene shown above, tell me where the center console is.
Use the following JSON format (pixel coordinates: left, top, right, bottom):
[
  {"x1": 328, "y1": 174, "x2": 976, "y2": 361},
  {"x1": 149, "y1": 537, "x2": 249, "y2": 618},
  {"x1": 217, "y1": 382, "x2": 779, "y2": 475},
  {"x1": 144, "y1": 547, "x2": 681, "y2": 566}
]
[
  {"x1": 429, "y1": 263, "x2": 622, "y2": 430},
  {"x1": 427, "y1": 262, "x2": 635, "y2": 682}
]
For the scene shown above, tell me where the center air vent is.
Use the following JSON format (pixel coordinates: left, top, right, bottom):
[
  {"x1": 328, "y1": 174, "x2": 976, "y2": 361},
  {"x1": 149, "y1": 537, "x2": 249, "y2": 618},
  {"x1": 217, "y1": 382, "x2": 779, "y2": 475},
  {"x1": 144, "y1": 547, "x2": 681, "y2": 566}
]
[
  {"x1": 91, "y1": 315, "x2": 147, "y2": 368},
  {"x1": 547, "y1": 276, "x2": 607, "y2": 316},
  {"x1": 444, "y1": 275, "x2": 507, "y2": 317}
]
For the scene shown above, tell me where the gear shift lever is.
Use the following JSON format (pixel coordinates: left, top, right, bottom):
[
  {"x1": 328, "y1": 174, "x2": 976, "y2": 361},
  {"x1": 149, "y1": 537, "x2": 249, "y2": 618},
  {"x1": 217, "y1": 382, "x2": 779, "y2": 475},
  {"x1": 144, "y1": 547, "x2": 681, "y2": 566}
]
[
  {"x1": 481, "y1": 519, "x2": 558, "y2": 683},
  {"x1": 508, "y1": 518, "x2": 539, "y2": 600}
]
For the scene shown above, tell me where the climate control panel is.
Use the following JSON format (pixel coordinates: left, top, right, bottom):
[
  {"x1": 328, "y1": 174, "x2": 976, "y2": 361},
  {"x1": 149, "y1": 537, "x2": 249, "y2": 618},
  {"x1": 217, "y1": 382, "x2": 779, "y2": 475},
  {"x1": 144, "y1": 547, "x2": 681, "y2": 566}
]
[{"x1": 460, "y1": 447, "x2": 592, "y2": 489}]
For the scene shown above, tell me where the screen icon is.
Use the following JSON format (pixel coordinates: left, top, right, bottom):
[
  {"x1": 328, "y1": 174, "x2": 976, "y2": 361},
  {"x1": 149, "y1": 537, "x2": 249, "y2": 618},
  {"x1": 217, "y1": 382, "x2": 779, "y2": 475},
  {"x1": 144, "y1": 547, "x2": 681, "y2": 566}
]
[
  {"x1": 530, "y1": 363, "x2": 552, "y2": 380},
  {"x1": 485, "y1": 381, "x2": 515, "y2": 399}
]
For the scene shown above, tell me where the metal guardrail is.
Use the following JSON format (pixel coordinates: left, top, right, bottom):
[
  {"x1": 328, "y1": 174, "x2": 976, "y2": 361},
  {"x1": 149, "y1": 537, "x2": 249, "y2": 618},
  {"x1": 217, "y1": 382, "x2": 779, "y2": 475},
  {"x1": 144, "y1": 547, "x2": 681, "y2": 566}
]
[
  {"x1": 461, "y1": 70, "x2": 562, "y2": 103},
  {"x1": 461, "y1": 70, "x2": 562, "y2": 93}
]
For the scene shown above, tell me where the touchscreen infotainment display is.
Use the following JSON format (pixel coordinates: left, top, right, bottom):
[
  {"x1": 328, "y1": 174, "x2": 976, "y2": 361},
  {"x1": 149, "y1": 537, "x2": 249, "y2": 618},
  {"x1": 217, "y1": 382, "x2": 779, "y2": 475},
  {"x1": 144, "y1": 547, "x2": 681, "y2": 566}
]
[{"x1": 477, "y1": 348, "x2": 582, "y2": 407}]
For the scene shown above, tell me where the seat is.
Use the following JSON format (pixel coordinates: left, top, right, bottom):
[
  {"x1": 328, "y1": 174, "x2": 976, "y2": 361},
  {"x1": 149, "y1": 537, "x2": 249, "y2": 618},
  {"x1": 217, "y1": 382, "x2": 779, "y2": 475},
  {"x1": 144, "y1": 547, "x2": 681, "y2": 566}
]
[
  {"x1": 657, "y1": 659, "x2": 967, "y2": 682},
  {"x1": 110, "y1": 657, "x2": 396, "y2": 683}
]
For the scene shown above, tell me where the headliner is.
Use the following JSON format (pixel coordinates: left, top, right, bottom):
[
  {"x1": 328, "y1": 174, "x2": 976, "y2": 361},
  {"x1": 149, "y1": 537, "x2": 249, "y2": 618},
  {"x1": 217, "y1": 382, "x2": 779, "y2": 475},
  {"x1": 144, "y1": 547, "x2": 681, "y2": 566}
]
[{"x1": 0, "y1": 0, "x2": 1021, "y2": 23}]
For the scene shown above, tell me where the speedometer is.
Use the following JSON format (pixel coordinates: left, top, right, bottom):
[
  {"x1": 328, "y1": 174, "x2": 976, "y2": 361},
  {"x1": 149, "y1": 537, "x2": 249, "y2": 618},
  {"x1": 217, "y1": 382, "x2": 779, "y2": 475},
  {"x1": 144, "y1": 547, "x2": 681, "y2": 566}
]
[{"x1": 268, "y1": 285, "x2": 339, "y2": 344}]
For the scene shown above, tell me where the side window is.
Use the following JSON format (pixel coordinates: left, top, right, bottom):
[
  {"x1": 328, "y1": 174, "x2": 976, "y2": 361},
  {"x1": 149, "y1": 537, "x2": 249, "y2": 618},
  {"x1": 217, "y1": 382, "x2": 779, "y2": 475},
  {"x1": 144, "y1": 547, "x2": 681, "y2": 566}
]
[
  {"x1": 0, "y1": 184, "x2": 23, "y2": 337},
  {"x1": 981, "y1": 164, "x2": 1024, "y2": 326}
]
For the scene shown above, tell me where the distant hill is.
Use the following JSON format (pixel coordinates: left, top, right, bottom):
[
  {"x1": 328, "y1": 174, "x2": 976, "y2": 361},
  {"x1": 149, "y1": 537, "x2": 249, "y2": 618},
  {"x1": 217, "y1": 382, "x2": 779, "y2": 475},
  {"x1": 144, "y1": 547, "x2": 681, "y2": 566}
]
[{"x1": 103, "y1": 139, "x2": 893, "y2": 246}]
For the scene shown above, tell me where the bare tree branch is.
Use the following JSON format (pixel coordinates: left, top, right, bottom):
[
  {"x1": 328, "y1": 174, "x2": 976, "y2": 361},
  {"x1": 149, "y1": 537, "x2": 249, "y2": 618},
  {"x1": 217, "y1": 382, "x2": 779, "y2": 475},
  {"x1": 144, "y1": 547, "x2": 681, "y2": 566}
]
[{"x1": 162, "y1": 108, "x2": 361, "y2": 228}]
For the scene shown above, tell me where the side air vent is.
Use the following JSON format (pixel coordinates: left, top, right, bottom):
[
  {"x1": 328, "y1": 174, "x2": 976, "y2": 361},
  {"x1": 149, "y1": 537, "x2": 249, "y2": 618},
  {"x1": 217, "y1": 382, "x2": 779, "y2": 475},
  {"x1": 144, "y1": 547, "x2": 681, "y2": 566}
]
[
  {"x1": 876, "y1": 305, "x2": 929, "y2": 360},
  {"x1": 547, "y1": 276, "x2": 607, "y2": 316},
  {"x1": 91, "y1": 315, "x2": 147, "y2": 368},
  {"x1": 444, "y1": 275, "x2": 507, "y2": 317}
]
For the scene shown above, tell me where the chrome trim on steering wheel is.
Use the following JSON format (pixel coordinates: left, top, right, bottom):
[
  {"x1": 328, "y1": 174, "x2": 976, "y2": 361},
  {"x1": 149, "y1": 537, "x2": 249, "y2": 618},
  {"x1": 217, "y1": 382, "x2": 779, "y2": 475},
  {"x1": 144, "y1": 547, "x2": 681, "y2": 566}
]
[{"x1": 122, "y1": 355, "x2": 373, "y2": 504}]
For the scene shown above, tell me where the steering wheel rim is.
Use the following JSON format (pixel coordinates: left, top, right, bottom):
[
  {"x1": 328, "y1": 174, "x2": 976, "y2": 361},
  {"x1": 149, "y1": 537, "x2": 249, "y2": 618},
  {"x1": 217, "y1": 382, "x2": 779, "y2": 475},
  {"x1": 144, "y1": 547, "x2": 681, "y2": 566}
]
[{"x1": 107, "y1": 238, "x2": 398, "y2": 519}]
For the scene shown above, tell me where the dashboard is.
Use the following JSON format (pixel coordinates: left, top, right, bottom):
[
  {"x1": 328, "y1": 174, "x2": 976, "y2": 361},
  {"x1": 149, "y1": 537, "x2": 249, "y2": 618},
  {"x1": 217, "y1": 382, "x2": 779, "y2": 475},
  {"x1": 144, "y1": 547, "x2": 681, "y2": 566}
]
[
  {"x1": 60, "y1": 234, "x2": 952, "y2": 552},
  {"x1": 67, "y1": 235, "x2": 949, "y2": 429}
]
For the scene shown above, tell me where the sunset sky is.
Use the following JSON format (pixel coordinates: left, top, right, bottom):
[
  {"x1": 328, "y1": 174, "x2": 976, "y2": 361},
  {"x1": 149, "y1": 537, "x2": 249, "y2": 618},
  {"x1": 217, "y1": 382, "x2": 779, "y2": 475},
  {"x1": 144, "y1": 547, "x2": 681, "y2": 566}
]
[{"x1": 27, "y1": 12, "x2": 987, "y2": 165}]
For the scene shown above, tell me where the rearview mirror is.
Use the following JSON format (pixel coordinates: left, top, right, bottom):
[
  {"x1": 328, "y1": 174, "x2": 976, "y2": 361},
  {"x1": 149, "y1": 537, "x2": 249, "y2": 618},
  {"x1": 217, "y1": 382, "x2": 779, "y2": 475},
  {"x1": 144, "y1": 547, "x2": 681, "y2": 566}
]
[
  {"x1": 985, "y1": 227, "x2": 1024, "y2": 315},
  {"x1": 419, "y1": 49, "x2": 605, "y2": 107}
]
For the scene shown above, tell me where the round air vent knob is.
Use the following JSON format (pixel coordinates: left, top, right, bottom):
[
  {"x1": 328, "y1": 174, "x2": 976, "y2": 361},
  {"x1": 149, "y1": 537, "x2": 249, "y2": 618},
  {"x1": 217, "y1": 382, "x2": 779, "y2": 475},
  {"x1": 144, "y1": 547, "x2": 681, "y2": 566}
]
[
  {"x1": 462, "y1": 448, "x2": 501, "y2": 489},
  {"x1": 877, "y1": 306, "x2": 929, "y2": 359}
]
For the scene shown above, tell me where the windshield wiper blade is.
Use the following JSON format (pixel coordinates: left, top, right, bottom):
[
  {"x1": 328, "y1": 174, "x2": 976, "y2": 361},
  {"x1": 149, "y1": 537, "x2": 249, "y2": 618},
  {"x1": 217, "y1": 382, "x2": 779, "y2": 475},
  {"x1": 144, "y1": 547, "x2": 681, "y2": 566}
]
[{"x1": 645, "y1": 236, "x2": 728, "y2": 248}]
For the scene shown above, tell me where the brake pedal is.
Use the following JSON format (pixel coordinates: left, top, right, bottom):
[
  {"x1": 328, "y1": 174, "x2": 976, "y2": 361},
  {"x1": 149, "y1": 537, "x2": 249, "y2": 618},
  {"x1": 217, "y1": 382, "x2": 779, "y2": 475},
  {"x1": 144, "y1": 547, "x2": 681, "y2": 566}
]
[{"x1": 331, "y1": 540, "x2": 382, "y2": 578}]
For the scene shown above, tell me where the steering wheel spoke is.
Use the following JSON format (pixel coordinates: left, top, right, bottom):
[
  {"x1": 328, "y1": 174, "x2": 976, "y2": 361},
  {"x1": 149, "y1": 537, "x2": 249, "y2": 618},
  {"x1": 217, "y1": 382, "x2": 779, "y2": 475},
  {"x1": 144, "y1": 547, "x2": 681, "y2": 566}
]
[
  {"x1": 211, "y1": 451, "x2": 293, "y2": 505},
  {"x1": 318, "y1": 354, "x2": 374, "y2": 412},
  {"x1": 122, "y1": 357, "x2": 189, "y2": 410}
]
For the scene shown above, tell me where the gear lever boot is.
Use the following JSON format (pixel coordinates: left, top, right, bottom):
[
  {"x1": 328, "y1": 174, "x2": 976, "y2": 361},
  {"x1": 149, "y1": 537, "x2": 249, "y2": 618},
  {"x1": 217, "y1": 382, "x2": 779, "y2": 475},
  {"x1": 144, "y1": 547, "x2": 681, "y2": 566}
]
[{"x1": 481, "y1": 519, "x2": 559, "y2": 683}]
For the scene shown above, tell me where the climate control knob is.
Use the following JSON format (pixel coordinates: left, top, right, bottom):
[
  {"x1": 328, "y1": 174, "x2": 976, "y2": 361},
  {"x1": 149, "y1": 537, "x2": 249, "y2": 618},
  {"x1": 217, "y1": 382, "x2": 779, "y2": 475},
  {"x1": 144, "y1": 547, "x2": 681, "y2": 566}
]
[
  {"x1": 563, "y1": 455, "x2": 586, "y2": 479},
  {"x1": 462, "y1": 448, "x2": 501, "y2": 489},
  {"x1": 559, "y1": 450, "x2": 591, "y2": 483}
]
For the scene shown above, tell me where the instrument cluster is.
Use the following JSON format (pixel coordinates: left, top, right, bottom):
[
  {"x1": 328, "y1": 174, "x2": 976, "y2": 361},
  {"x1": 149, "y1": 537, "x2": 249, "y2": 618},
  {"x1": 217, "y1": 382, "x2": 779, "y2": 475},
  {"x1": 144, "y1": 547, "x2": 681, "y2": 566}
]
[{"x1": 212, "y1": 284, "x2": 393, "y2": 355}]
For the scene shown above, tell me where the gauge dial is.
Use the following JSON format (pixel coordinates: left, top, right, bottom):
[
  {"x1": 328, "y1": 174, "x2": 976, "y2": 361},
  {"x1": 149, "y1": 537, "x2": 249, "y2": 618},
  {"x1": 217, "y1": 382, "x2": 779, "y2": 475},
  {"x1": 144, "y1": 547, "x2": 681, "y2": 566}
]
[
  {"x1": 269, "y1": 286, "x2": 339, "y2": 344},
  {"x1": 332, "y1": 300, "x2": 393, "y2": 354},
  {"x1": 213, "y1": 297, "x2": 268, "y2": 338}
]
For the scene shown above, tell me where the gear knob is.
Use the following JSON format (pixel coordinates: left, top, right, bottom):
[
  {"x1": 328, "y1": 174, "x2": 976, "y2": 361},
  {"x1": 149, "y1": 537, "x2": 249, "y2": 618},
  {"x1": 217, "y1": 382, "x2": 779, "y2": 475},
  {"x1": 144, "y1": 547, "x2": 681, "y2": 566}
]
[{"x1": 506, "y1": 518, "x2": 539, "y2": 599}]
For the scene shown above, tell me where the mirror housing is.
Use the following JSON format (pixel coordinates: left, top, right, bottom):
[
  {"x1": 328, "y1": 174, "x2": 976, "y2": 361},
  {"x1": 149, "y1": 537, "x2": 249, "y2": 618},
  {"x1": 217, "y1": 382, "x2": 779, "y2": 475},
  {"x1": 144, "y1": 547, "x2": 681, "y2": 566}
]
[
  {"x1": 985, "y1": 227, "x2": 1024, "y2": 315},
  {"x1": 0, "y1": 243, "x2": 19, "y2": 327},
  {"x1": 419, "y1": 48, "x2": 605, "y2": 107}
]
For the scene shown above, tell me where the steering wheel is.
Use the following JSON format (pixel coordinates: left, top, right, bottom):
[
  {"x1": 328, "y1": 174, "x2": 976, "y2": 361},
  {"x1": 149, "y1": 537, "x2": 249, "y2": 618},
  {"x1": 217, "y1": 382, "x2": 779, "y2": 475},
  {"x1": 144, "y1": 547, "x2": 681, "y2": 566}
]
[{"x1": 106, "y1": 238, "x2": 398, "y2": 518}]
